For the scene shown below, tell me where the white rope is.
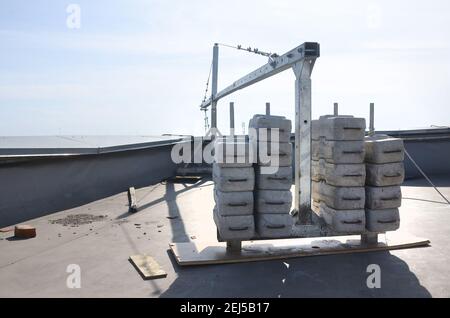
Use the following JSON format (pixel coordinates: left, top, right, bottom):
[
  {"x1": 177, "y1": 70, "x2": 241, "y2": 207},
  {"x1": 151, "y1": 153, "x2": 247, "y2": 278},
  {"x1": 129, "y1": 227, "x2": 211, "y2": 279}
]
[
  {"x1": 405, "y1": 149, "x2": 450, "y2": 205},
  {"x1": 216, "y1": 42, "x2": 278, "y2": 58}
]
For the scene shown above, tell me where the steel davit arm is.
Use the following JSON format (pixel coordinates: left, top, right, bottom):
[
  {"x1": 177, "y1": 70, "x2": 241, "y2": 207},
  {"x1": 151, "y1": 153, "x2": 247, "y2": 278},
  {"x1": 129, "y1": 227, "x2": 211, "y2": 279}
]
[{"x1": 200, "y1": 42, "x2": 320, "y2": 110}]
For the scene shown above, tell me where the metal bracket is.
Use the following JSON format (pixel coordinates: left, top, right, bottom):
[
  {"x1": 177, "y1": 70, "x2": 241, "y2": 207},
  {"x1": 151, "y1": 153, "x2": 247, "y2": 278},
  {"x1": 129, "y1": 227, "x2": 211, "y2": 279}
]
[
  {"x1": 203, "y1": 41, "x2": 320, "y2": 233},
  {"x1": 361, "y1": 233, "x2": 379, "y2": 245},
  {"x1": 210, "y1": 43, "x2": 219, "y2": 131},
  {"x1": 292, "y1": 59, "x2": 316, "y2": 224},
  {"x1": 226, "y1": 240, "x2": 242, "y2": 253},
  {"x1": 200, "y1": 42, "x2": 320, "y2": 110}
]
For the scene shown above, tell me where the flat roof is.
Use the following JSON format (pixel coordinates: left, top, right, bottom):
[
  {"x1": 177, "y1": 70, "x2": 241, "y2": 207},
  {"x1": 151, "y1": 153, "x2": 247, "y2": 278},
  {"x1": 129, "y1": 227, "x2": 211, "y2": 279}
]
[
  {"x1": 378, "y1": 126, "x2": 450, "y2": 140},
  {"x1": 0, "y1": 176, "x2": 449, "y2": 297},
  {"x1": 0, "y1": 135, "x2": 187, "y2": 157}
]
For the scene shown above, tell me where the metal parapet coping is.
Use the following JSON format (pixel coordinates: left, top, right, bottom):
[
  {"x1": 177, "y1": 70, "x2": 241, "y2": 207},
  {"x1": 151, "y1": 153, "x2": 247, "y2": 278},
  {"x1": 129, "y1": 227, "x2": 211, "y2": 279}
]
[{"x1": 0, "y1": 135, "x2": 188, "y2": 160}]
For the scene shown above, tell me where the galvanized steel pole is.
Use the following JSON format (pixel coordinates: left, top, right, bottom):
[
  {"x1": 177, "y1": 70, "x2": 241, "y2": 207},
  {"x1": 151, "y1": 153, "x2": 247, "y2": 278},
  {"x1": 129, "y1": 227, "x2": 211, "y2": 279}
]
[{"x1": 211, "y1": 43, "x2": 219, "y2": 132}]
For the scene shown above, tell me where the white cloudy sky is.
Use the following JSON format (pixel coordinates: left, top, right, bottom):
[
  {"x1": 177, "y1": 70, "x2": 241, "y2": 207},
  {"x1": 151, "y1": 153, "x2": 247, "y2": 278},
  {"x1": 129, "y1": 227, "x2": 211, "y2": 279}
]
[{"x1": 1, "y1": 0, "x2": 449, "y2": 136}]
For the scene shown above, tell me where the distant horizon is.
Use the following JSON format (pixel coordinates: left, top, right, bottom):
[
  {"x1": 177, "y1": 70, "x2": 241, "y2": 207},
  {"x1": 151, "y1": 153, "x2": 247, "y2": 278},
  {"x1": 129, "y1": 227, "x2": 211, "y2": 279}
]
[
  {"x1": 1, "y1": 0, "x2": 450, "y2": 136},
  {"x1": 1, "y1": 123, "x2": 449, "y2": 138}
]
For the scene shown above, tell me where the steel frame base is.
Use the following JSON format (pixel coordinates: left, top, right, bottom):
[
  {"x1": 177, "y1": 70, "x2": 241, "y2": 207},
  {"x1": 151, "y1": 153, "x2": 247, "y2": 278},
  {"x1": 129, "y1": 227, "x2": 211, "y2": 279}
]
[{"x1": 171, "y1": 232, "x2": 430, "y2": 266}]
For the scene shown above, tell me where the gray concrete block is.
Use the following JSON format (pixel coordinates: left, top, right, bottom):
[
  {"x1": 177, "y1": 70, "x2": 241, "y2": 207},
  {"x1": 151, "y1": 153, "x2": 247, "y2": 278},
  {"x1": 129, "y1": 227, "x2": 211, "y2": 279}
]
[
  {"x1": 255, "y1": 213, "x2": 293, "y2": 238},
  {"x1": 312, "y1": 115, "x2": 366, "y2": 141},
  {"x1": 256, "y1": 142, "x2": 292, "y2": 167},
  {"x1": 312, "y1": 201, "x2": 366, "y2": 233},
  {"x1": 249, "y1": 114, "x2": 292, "y2": 142},
  {"x1": 212, "y1": 164, "x2": 254, "y2": 192},
  {"x1": 255, "y1": 190, "x2": 292, "y2": 214},
  {"x1": 365, "y1": 186, "x2": 402, "y2": 209},
  {"x1": 364, "y1": 134, "x2": 404, "y2": 164},
  {"x1": 214, "y1": 135, "x2": 247, "y2": 144},
  {"x1": 213, "y1": 207, "x2": 255, "y2": 240},
  {"x1": 311, "y1": 199, "x2": 321, "y2": 214},
  {"x1": 214, "y1": 138, "x2": 254, "y2": 167},
  {"x1": 214, "y1": 160, "x2": 253, "y2": 168},
  {"x1": 214, "y1": 189, "x2": 254, "y2": 216},
  {"x1": 366, "y1": 162, "x2": 405, "y2": 186},
  {"x1": 312, "y1": 159, "x2": 365, "y2": 187},
  {"x1": 312, "y1": 180, "x2": 365, "y2": 210},
  {"x1": 255, "y1": 166, "x2": 292, "y2": 190},
  {"x1": 365, "y1": 208, "x2": 400, "y2": 232},
  {"x1": 312, "y1": 139, "x2": 365, "y2": 164}
]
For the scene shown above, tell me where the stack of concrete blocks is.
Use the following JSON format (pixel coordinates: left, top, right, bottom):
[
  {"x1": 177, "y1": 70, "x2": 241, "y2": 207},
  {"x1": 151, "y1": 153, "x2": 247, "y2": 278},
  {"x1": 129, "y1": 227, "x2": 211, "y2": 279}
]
[
  {"x1": 364, "y1": 134, "x2": 404, "y2": 232},
  {"x1": 311, "y1": 115, "x2": 367, "y2": 233},
  {"x1": 213, "y1": 136, "x2": 255, "y2": 240},
  {"x1": 249, "y1": 114, "x2": 294, "y2": 238}
]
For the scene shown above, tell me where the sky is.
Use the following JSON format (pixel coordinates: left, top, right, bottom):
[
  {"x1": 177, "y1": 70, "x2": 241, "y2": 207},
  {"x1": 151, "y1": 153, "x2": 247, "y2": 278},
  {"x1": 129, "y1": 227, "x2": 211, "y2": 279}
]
[{"x1": 0, "y1": 0, "x2": 450, "y2": 136}]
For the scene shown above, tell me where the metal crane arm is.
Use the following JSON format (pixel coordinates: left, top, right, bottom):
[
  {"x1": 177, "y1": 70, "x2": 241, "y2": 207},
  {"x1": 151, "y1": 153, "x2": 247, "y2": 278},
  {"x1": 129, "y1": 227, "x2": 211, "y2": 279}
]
[{"x1": 200, "y1": 42, "x2": 320, "y2": 110}]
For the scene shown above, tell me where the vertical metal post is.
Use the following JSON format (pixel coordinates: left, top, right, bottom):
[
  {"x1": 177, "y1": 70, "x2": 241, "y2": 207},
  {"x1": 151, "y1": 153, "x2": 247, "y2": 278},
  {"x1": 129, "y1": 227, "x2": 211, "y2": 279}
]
[
  {"x1": 266, "y1": 102, "x2": 271, "y2": 115},
  {"x1": 211, "y1": 43, "x2": 219, "y2": 132},
  {"x1": 292, "y1": 59, "x2": 315, "y2": 224},
  {"x1": 369, "y1": 102, "x2": 375, "y2": 136},
  {"x1": 334, "y1": 102, "x2": 338, "y2": 116},
  {"x1": 361, "y1": 233, "x2": 378, "y2": 246},
  {"x1": 362, "y1": 103, "x2": 378, "y2": 244},
  {"x1": 226, "y1": 240, "x2": 242, "y2": 253},
  {"x1": 229, "y1": 102, "x2": 235, "y2": 136}
]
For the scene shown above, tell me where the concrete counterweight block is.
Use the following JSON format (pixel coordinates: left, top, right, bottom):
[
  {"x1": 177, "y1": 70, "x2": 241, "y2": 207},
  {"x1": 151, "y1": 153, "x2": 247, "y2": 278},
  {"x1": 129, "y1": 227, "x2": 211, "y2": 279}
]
[
  {"x1": 214, "y1": 138, "x2": 254, "y2": 167},
  {"x1": 256, "y1": 141, "x2": 292, "y2": 167},
  {"x1": 214, "y1": 189, "x2": 254, "y2": 216},
  {"x1": 312, "y1": 159, "x2": 365, "y2": 187},
  {"x1": 365, "y1": 186, "x2": 402, "y2": 209},
  {"x1": 365, "y1": 208, "x2": 400, "y2": 232},
  {"x1": 213, "y1": 208, "x2": 255, "y2": 240},
  {"x1": 255, "y1": 166, "x2": 292, "y2": 190},
  {"x1": 212, "y1": 164, "x2": 254, "y2": 192},
  {"x1": 364, "y1": 134, "x2": 405, "y2": 164},
  {"x1": 312, "y1": 201, "x2": 366, "y2": 233},
  {"x1": 249, "y1": 114, "x2": 292, "y2": 143},
  {"x1": 256, "y1": 213, "x2": 293, "y2": 238},
  {"x1": 366, "y1": 162, "x2": 405, "y2": 186},
  {"x1": 312, "y1": 139, "x2": 365, "y2": 164},
  {"x1": 312, "y1": 180, "x2": 365, "y2": 210},
  {"x1": 255, "y1": 190, "x2": 292, "y2": 214},
  {"x1": 312, "y1": 115, "x2": 366, "y2": 141},
  {"x1": 214, "y1": 159, "x2": 253, "y2": 168}
]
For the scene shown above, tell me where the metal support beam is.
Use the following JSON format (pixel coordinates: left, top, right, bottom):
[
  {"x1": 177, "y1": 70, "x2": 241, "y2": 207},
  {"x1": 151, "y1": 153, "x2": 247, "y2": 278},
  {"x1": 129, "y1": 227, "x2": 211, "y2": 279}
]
[
  {"x1": 226, "y1": 240, "x2": 242, "y2": 253},
  {"x1": 369, "y1": 102, "x2": 375, "y2": 136},
  {"x1": 201, "y1": 42, "x2": 320, "y2": 109},
  {"x1": 361, "y1": 233, "x2": 378, "y2": 245},
  {"x1": 293, "y1": 59, "x2": 315, "y2": 224},
  {"x1": 210, "y1": 43, "x2": 219, "y2": 131},
  {"x1": 229, "y1": 102, "x2": 235, "y2": 136},
  {"x1": 199, "y1": 42, "x2": 319, "y2": 225}
]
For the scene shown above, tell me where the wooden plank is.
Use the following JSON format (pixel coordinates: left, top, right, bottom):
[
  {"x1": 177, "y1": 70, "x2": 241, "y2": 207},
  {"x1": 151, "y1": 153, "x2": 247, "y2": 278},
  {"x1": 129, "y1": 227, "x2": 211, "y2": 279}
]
[
  {"x1": 129, "y1": 255, "x2": 167, "y2": 280},
  {"x1": 169, "y1": 232, "x2": 430, "y2": 266},
  {"x1": 0, "y1": 227, "x2": 14, "y2": 233},
  {"x1": 128, "y1": 187, "x2": 138, "y2": 213},
  {"x1": 14, "y1": 225, "x2": 36, "y2": 239}
]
